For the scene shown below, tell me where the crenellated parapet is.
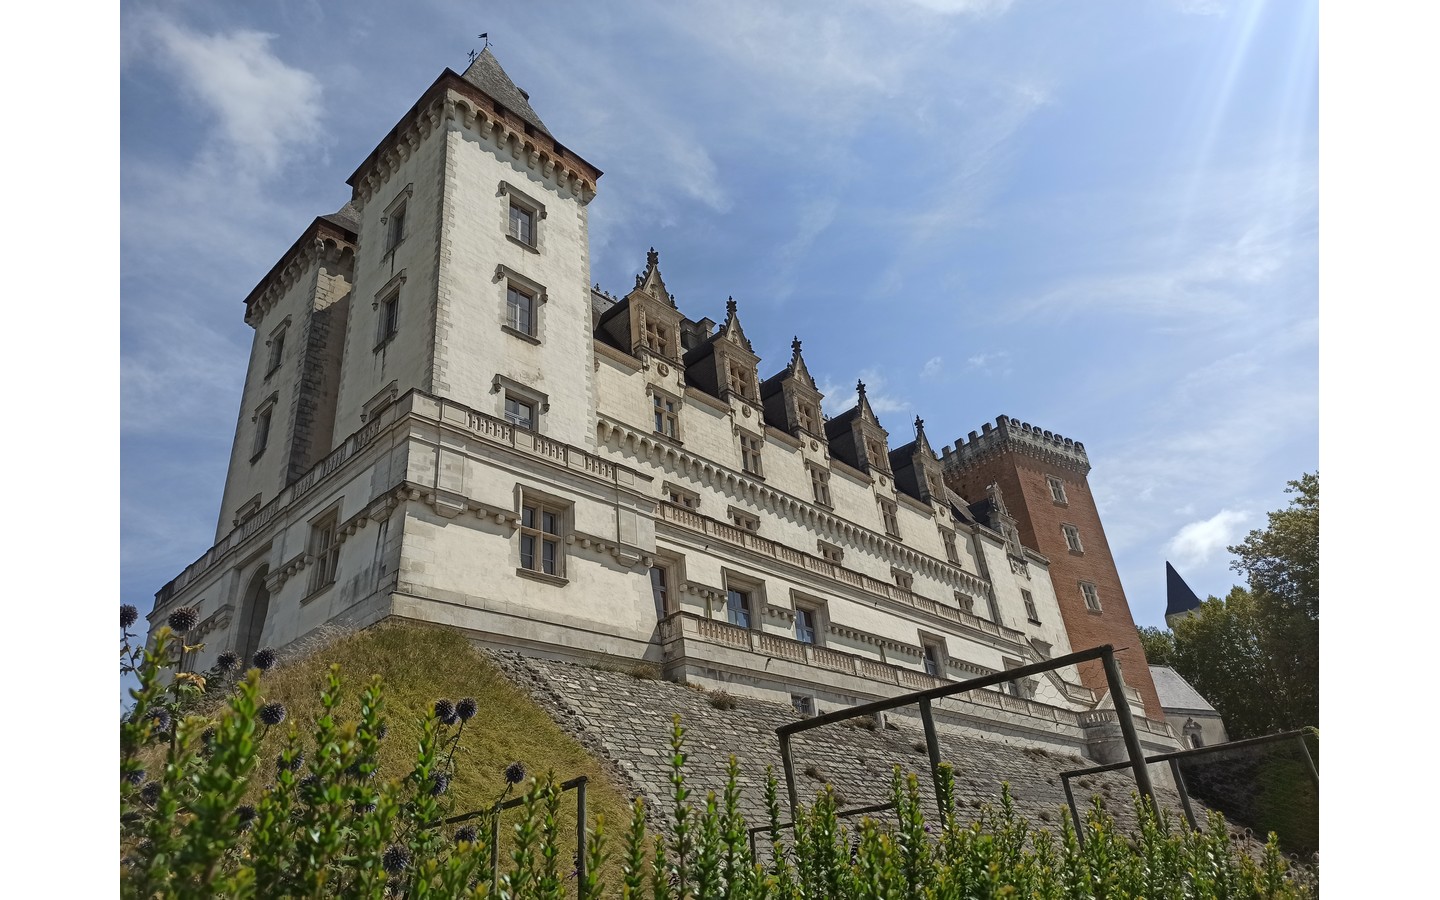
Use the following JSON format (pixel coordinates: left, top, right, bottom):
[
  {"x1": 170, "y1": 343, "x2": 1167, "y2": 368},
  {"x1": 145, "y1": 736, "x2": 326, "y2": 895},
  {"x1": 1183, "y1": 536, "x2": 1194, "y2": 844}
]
[{"x1": 941, "y1": 415, "x2": 1091, "y2": 476}]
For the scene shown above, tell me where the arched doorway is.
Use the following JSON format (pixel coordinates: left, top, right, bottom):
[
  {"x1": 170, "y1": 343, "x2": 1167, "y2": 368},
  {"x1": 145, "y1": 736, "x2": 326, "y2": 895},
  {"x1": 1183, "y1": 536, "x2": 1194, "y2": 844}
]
[{"x1": 236, "y1": 565, "x2": 270, "y2": 665}]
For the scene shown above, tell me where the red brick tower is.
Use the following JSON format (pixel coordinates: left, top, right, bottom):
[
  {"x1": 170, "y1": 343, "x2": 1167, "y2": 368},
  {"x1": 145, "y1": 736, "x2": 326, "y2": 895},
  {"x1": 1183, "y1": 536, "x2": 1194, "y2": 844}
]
[{"x1": 941, "y1": 415, "x2": 1163, "y2": 720}]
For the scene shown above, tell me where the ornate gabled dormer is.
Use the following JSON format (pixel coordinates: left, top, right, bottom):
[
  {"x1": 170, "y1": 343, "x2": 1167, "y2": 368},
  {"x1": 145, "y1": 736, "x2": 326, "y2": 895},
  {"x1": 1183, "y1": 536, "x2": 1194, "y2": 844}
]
[
  {"x1": 682, "y1": 297, "x2": 761, "y2": 405},
  {"x1": 889, "y1": 416, "x2": 949, "y2": 505},
  {"x1": 824, "y1": 381, "x2": 893, "y2": 476},
  {"x1": 594, "y1": 248, "x2": 685, "y2": 364},
  {"x1": 971, "y1": 482, "x2": 1026, "y2": 561},
  {"x1": 760, "y1": 336, "x2": 825, "y2": 438}
]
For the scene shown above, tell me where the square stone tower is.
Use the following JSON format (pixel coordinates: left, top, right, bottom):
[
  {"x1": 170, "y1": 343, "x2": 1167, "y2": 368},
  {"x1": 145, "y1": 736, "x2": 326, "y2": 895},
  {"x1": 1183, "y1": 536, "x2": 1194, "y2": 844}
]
[{"x1": 941, "y1": 416, "x2": 1164, "y2": 720}]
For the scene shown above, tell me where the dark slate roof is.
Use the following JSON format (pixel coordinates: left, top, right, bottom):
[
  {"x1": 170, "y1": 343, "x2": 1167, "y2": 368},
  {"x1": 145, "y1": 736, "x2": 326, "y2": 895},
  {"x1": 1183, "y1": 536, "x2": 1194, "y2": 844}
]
[
  {"x1": 1148, "y1": 665, "x2": 1217, "y2": 713},
  {"x1": 320, "y1": 201, "x2": 360, "y2": 235},
  {"x1": 1165, "y1": 561, "x2": 1204, "y2": 617},
  {"x1": 462, "y1": 48, "x2": 550, "y2": 137}
]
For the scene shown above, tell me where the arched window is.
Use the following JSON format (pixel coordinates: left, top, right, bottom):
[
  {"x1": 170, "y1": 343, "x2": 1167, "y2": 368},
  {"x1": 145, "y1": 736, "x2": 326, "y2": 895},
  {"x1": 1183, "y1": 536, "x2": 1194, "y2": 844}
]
[{"x1": 236, "y1": 566, "x2": 270, "y2": 666}]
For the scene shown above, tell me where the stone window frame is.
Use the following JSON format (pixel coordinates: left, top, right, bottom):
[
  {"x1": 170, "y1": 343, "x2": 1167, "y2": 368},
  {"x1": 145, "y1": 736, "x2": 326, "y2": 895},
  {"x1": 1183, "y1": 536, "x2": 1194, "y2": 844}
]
[
  {"x1": 738, "y1": 429, "x2": 764, "y2": 477},
  {"x1": 649, "y1": 385, "x2": 683, "y2": 443},
  {"x1": 808, "y1": 463, "x2": 832, "y2": 508},
  {"x1": 1021, "y1": 588, "x2": 1041, "y2": 624},
  {"x1": 727, "y1": 505, "x2": 760, "y2": 534},
  {"x1": 499, "y1": 180, "x2": 546, "y2": 253},
  {"x1": 721, "y1": 568, "x2": 767, "y2": 631},
  {"x1": 649, "y1": 549, "x2": 686, "y2": 618},
  {"x1": 515, "y1": 485, "x2": 572, "y2": 586},
  {"x1": 370, "y1": 270, "x2": 406, "y2": 352},
  {"x1": 1047, "y1": 476, "x2": 1068, "y2": 505},
  {"x1": 381, "y1": 183, "x2": 412, "y2": 256},
  {"x1": 953, "y1": 591, "x2": 975, "y2": 613},
  {"x1": 662, "y1": 482, "x2": 701, "y2": 510},
  {"x1": 361, "y1": 381, "x2": 400, "y2": 424},
  {"x1": 1080, "y1": 581, "x2": 1103, "y2": 613},
  {"x1": 306, "y1": 502, "x2": 343, "y2": 599},
  {"x1": 878, "y1": 497, "x2": 901, "y2": 539},
  {"x1": 891, "y1": 566, "x2": 914, "y2": 592},
  {"x1": 1062, "y1": 523, "x2": 1084, "y2": 554},
  {"x1": 939, "y1": 526, "x2": 960, "y2": 565},
  {"x1": 817, "y1": 539, "x2": 844, "y2": 565},
  {"x1": 495, "y1": 264, "x2": 548, "y2": 343},
  {"x1": 791, "y1": 693, "x2": 815, "y2": 717},
  {"x1": 1002, "y1": 657, "x2": 1036, "y2": 700},
  {"x1": 918, "y1": 631, "x2": 948, "y2": 678},
  {"x1": 264, "y1": 315, "x2": 291, "y2": 378},
  {"x1": 250, "y1": 391, "x2": 280, "y2": 463},
  {"x1": 492, "y1": 375, "x2": 548, "y2": 434},
  {"x1": 790, "y1": 591, "x2": 827, "y2": 647},
  {"x1": 233, "y1": 493, "x2": 263, "y2": 527}
]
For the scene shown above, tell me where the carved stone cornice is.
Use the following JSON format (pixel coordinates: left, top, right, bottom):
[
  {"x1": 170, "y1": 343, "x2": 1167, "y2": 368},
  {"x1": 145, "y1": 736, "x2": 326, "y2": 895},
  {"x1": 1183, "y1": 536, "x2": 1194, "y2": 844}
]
[{"x1": 243, "y1": 220, "x2": 357, "y2": 327}]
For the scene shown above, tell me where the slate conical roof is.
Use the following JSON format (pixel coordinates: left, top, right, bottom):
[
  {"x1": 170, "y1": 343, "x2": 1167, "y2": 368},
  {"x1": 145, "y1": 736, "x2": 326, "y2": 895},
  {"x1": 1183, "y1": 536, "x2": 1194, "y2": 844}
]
[
  {"x1": 462, "y1": 47, "x2": 550, "y2": 137},
  {"x1": 1165, "y1": 561, "x2": 1203, "y2": 618}
]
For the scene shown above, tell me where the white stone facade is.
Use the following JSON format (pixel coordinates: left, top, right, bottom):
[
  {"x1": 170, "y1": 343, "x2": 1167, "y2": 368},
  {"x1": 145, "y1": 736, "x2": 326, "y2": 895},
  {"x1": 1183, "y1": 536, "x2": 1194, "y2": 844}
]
[{"x1": 148, "y1": 52, "x2": 1179, "y2": 759}]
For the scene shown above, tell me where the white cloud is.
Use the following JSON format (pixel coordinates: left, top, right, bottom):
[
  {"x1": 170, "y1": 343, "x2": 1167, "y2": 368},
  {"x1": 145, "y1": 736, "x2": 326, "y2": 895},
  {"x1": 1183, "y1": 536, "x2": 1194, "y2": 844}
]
[
  {"x1": 965, "y1": 351, "x2": 1011, "y2": 376},
  {"x1": 136, "y1": 14, "x2": 324, "y2": 177},
  {"x1": 1166, "y1": 509, "x2": 1251, "y2": 568},
  {"x1": 920, "y1": 356, "x2": 944, "y2": 379}
]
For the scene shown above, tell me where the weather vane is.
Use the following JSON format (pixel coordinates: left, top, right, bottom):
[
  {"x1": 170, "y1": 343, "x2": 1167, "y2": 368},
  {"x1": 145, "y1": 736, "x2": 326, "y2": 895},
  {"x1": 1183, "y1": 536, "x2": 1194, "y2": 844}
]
[{"x1": 467, "y1": 33, "x2": 490, "y2": 66}]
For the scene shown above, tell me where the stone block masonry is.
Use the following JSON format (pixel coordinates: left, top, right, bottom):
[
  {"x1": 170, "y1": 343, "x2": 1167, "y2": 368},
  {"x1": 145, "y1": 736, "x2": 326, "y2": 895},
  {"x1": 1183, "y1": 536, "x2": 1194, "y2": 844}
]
[{"x1": 486, "y1": 650, "x2": 1215, "y2": 837}]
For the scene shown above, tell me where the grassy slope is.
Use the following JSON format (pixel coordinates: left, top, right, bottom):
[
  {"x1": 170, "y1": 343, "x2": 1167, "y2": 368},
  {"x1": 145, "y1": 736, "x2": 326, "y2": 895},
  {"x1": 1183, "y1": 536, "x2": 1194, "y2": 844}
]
[{"x1": 242, "y1": 622, "x2": 635, "y2": 882}]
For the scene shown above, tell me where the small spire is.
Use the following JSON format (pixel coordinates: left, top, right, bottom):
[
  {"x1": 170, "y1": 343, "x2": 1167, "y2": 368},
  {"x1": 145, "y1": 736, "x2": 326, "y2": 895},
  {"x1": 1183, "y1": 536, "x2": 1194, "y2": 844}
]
[
  {"x1": 856, "y1": 379, "x2": 867, "y2": 399},
  {"x1": 915, "y1": 416, "x2": 925, "y2": 433},
  {"x1": 646, "y1": 247, "x2": 659, "y2": 269},
  {"x1": 726, "y1": 296, "x2": 737, "y2": 318},
  {"x1": 792, "y1": 336, "x2": 802, "y2": 356}
]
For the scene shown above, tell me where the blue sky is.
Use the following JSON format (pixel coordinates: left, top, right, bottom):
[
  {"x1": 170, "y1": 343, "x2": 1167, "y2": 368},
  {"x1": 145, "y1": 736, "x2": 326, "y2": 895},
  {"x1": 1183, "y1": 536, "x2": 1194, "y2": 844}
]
[{"x1": 120, "y1": 0, "x2": 1317, "y2": 631}]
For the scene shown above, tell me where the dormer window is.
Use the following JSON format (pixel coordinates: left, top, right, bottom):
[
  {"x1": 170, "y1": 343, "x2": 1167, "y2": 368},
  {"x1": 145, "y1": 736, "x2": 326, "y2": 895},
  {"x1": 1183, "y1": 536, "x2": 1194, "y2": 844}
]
[
  {"x1": 798, "y1": 401, "x2": 819, "y2": 435},
  {"x1": 644, "y1": 319, "x2": 669, "y2": 355},
  {"x1": 726, "y1": 361, "x2": 753, "y2": 399}
]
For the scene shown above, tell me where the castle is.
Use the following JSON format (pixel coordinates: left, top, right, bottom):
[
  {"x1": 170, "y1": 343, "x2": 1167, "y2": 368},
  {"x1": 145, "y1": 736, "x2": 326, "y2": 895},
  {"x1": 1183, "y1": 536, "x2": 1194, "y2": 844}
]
[{"x1": 148, "y1": 50, "x2": 1178, "y2": 760}]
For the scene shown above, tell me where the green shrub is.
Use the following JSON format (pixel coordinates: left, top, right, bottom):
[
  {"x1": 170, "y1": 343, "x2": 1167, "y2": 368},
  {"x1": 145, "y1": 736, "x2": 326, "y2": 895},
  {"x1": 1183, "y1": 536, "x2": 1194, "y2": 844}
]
[{"x1": 120, "y1": 608, "x2": 1317, "y2": 898}]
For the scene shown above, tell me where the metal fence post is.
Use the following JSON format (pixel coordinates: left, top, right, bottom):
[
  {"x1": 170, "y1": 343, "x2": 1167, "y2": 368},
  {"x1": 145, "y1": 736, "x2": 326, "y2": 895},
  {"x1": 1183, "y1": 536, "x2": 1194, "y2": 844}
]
[
  {"x1": 1101, "y1": 645, "x2": 1154, "y2": 806},
  {"x1": 1062, "y1": 775, "x2": 1083, "y2": 849},
  {"x1": 576, "y1": 776, "x2": 588, "y2": 898},
  {"x1": 919, "y1": 698, "x2": 945, "y2": 815},
  {"x1": 1168, "y1": 758, "x2": 1199, "y2": 832},
  {"x1": 1296, "y1": 732, "x2": 1319, "y2": 786},
  {"x1": 780, "y1": 732, "x2": 799, "y2": 819}
]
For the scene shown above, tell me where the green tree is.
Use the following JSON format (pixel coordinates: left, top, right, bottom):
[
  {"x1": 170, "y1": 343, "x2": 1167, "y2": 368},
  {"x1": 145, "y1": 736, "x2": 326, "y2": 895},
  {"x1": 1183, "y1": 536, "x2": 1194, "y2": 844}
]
[
  {"x1": 1137, "y1": 625, "x2": 1176, "y2": 667},
  {"x1": 1160, "y1": 474, "x2": 1319, "y2": 739}
]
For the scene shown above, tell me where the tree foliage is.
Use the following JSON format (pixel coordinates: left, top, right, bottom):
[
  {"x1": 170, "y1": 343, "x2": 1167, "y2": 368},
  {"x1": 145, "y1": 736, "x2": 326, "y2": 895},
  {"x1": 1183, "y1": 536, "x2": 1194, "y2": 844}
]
[{"x1": 1159, "y1": 474, "x2": 1319, "y2": 740}]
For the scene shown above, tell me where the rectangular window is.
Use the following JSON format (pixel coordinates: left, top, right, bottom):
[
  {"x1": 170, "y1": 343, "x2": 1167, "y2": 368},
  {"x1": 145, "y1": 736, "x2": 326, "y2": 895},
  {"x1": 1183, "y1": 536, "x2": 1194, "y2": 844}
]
[
  {"x1": 726, "y1": 362, "x2": 753, "y2": 399},
  {"x1": 252, "y1": 406, "x2": 272, "y2": 459},
  {"x1": 507, "y1": 285, "x2": 535, "y2": 335},
  {"x1": 520, "y1": 500, "x2": 566, "y2": 577},
  {"x1": 508, "y1": 202, "x2": 535, "y2": 246},
  {"x1": 266, "y1": 330, "x2": 285, "y2": 375},
  {"x1": 377, "y1": 293, "x2": 400, "y2": 346},
  {"x1": 504, "y1": 395, "x2": 534, "y2": 430},
  {"x1": 798, "y1": 402, "x2": 819, "y2": 435},
  {"x1": 1022, "y1": 589, "x2": 1040, "y2": 624},
  {"x1": 892, "y1": 568, "x2": 914, "y2": 592},
  {"x1": 385, "y1": 204, "x2": 406, "y2": 253},
  {"x1": 663, "y1": 483, "x2": 699, "y2": 509},
  {"x1": 644, "y1": 319, "x2": 669, "y2": 355},
  {"x1": 940, "y1": 528, "x2": 960, "y2": 564},
  {"x1": 1048, "y1": 476, "x2": 1068, "y2": 504},
  {"x1": 954, "y1": 591, "x2": 974, "y2": 613},
  {"x1": 818, "y1": 540, "x2": 844, "y2": 564},
  {"x1": 653, "y1": 392, "x2": 680, "y2": 439},
  {"x1": 809, "y1": 465, "x2": 832, "y2": 507},
  {"x1": 922, "y1": 641, "x2": 944, "y2": 677},
  {"x1": 726, "y1": 589, "x2": 751, "y2": 629},
  {"x1": 740, "y1": 433, "x2": 764, "y2": 476},
  {"x1": 879, "y1": 499, "x2": 900, "y2": 538},
  {"x1": 1063, "y1": 524, "x2": 1084, "y2": 553},
  {"x1": 310, "y1": 512, "x2": 340, "y2": 593},
  {"x1": 794, "y1": 606, "x2": 818, "y2": 645},
  {"x1": 728, "y1": 507, "x2": 759, "y2": 533},
  {"x1": 649, "y1": 564, "x2": 669, "y2": 618},
  {"x1": 791, "y1": 694, "x2": 814, "y2": 716},
  {"x1": 1081, "y1": 582, "x2": 1102, "y2": 612}
]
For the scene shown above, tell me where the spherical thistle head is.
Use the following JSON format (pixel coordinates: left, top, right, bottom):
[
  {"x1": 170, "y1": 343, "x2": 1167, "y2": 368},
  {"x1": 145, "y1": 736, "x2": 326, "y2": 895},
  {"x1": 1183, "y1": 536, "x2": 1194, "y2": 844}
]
[
  {"x1": 353, "y1": 798, "x2": 378, "y2": 815},
  {"x1": 434, "y1": 699, "x2": 456, "y2": 724},
  {"x1": 258, "y1": 703, "x2": 287, "y2": 726},
  {"x1": 382, "y1": 844, "x2": 411, "y2": 875},
  {"x1": 430, "y1": 773, "x2": 451, "y2": 796},
  {"x1": 123, "y1": 768, "x2": 145, "y2": 785},
  {"x1": 200, "y1": 727, "x2": 217, "y2": 756},
  {"x1": 252, "y1": 648, "x2": 277, "y2": 671},
  {"x1": 299, "y1": 773, "x2": 320, "y2": 791},
  {"x1": 278, "y1": 750, "x2": 305, "y2": 773},
  {"x1": 121, "y1": 604, "x2": 139, "y2": 630},
  {"x1": 235, "y1": 805, "x2": 257, "y2": 831},
  {"x1": 376, "y1": 722, "x2": 388, "y2": 741},
  {"x1": 455, "y1": 825, "x2": 478, "y2": 845},
  {"x1": 140, "y1": 781, "x2": 162, "y2": 805},
  {"x1": 504, "y1": 761, "x2": 525, "y2": 786},
  {"x1": 167, "y1": 606, "x2": 199, "y2": 634},
  {"x1": 456, "y1": 698, "x2": 477, "y2": 722},
  {"x1": 146, "y1": 708, "x2": 172, "y2": 734},
  {"x1": 215, "y1": 651, "x2": 239, "y2": 673}
]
